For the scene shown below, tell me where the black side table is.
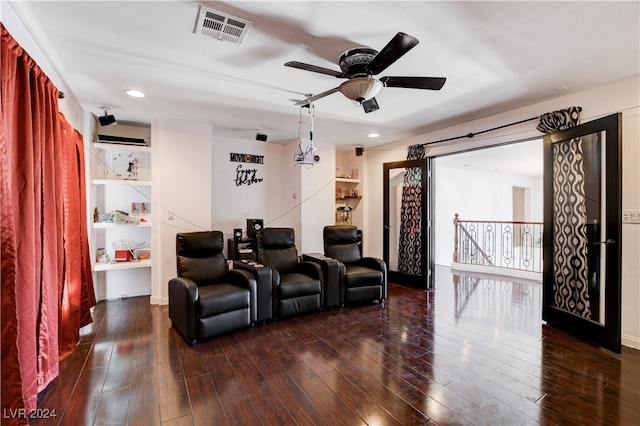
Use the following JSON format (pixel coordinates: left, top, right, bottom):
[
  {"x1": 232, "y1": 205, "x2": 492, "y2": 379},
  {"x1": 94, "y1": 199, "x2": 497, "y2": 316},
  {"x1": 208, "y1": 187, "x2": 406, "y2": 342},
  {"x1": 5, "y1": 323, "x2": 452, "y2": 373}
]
[
  {"x1": 302, "y1": 253, "x2": 341, "y2": 309},
  {"x1": 233, "y1": 260, "x2": 272, "y2": 322},
  {"x1": 227, "y1": 238, "x2": 256, "y2": 260}
]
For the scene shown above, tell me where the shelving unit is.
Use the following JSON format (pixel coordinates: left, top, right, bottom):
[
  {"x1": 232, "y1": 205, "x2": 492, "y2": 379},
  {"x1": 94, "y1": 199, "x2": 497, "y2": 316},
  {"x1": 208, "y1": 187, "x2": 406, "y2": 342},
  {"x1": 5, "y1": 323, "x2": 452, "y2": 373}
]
[
  {"x1": 88, "y1": 124, "x2": 153, "y2": 300},
  {"x1": 335, "y1": 178, "x2": 362, "y2": 226}
]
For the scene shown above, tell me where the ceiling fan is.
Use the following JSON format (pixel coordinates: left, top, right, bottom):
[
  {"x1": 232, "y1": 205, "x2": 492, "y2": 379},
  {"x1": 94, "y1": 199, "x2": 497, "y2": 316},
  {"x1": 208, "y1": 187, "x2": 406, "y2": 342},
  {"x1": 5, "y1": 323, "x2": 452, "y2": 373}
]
[{"x1": 285, "y1": 32, "x2": 446, "y2": 113}]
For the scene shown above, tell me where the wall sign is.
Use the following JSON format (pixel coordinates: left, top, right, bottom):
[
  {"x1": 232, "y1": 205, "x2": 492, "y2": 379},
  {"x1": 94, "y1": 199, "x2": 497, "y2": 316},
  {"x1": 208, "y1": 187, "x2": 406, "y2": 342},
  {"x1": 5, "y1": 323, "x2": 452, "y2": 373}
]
[
  {"x1": 235, "y1": 164, "x2": 263, "y2": 186},
  {"x1": 230, "y1": 152, "x2": 264, "y2": 164},
  {"x1": 230, "y1": 152, "x2": 264, "y2": 186}
]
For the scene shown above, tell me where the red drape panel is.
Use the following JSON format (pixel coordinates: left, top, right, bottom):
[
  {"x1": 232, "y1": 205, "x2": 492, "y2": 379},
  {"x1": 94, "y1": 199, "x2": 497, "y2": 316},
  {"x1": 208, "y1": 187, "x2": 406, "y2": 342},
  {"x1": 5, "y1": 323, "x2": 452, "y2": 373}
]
[
  {"x1": 58, "y1": 115, "x2": 96, "y2": 357},
  {"x1": 1, "y1": 25, "x2": 96, "y2": 422}
]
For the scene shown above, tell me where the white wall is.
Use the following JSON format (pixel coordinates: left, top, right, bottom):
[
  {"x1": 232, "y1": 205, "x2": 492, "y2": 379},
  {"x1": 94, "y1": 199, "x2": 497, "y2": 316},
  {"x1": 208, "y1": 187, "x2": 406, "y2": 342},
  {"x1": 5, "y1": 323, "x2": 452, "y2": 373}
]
[
  {"x1": 364, "y1": 76, "x2": 640, "y2": 349},
  {"x1": 2, "y1": 2, "x2": 84, "y2": 130},
  {"x1": 209, "y1": 136, "x2": 335, "y2": 254},
  {"x1": 434, "y1": 166, "x2": 543, "y2": 266},
  {"x1": 151, "y1": 119, "x2": 213, "y2": 304},
  {"x1": 300, "y1": 140, "x2": 336, "y2": 254}
]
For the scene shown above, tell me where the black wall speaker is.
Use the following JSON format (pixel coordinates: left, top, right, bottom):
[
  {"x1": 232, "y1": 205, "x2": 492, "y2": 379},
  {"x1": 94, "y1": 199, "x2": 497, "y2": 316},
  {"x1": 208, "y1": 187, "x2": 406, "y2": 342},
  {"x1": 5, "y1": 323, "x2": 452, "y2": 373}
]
[
  {"x1": 246, "y1": 219, "x2": 263, "y2": 239},
  {"x1": 255, "y1": 133, "x2": 268, "y2": 142},
  {"x1": 233, "y1": 228, "x2": 243, "y2": 241},
  {"x1": 355, "y1": 146, "x2": 364, "y2": 156},
  {"x1": 99, "y1": 114, "x2": 117, "y2": 127}
]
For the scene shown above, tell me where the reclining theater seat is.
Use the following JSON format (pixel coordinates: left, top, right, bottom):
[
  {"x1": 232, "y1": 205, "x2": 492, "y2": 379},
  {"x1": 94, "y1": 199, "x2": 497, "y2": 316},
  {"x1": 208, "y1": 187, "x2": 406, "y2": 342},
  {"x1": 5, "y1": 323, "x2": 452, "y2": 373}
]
[
  {"x1": 323, "y1": 225, "x2": 388, "y2": 306},
  {"x1": 169, "y1": 231, "x2": 257, "y2": 345},
  {"x1": 257, "y1": 227, "x2": 323, "y2": 318}
]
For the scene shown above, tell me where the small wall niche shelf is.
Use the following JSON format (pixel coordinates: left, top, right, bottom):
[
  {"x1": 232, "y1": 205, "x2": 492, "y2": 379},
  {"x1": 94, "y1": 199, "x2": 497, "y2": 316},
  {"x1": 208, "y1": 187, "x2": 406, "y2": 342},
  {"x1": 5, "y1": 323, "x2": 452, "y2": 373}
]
[
  {"x1": 92, "y1": 222, "x2": 151, "y2": 229},
  {"x1": 94, "y1": 259, "x2": 152, "y2": 272},
  {"x1": 88, "y1": 124, "x2": 153, "y2": 301}
]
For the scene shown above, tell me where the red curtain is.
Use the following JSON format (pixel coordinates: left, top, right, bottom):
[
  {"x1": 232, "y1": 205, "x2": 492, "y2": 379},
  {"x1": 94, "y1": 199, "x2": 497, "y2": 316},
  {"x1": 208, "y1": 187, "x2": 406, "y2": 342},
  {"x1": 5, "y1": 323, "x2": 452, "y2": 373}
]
[{"x1": 1, "y1": 25, "x2": 96, "y2": 422}]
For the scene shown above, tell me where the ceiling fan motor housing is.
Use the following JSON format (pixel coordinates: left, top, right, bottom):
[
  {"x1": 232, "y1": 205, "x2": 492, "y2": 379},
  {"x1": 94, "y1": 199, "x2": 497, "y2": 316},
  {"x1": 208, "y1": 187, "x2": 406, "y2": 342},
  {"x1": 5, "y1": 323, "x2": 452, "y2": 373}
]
[{"x1": 339, "y1": 48, "x2": 378, "y2": 78}]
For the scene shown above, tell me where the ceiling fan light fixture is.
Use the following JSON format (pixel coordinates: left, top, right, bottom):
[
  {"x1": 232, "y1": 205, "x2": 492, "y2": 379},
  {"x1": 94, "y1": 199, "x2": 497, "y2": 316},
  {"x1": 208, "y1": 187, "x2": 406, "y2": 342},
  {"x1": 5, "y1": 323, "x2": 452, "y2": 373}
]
[{"x1": 339, "y1": 77, "x2": 383, "y2": 102}]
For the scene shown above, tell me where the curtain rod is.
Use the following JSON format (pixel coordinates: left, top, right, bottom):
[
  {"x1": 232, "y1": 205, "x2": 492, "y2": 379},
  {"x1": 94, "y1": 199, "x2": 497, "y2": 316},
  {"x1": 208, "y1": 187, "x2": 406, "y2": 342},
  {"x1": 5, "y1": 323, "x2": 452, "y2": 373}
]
[{"x1": 418, "y1": 115, "x2": 539, "y2": 147}]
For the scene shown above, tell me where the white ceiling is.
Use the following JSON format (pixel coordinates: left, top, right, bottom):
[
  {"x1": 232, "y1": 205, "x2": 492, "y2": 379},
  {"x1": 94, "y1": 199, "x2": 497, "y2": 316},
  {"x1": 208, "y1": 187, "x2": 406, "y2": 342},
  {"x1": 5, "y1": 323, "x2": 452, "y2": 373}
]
[
  {"x1": 436, "y1": 138, "x2": 543, "y2": 177},
  {"x1": 8, "y1": 1, "x2": 640, "y2": 151}
]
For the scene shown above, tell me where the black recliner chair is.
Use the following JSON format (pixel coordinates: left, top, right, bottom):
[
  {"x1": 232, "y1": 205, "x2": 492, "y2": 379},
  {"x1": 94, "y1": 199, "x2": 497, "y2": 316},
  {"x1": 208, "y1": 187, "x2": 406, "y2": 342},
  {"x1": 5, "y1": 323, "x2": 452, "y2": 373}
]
[
  {"x1": 256, "y1": 227, "x2": 323, "y2": 318},
  {"x1": 169, "y1": 231, "x2": 257, "y2": 345},
  {"x1": 323, "y1": 225, "x2": 387, "y2": 306}
]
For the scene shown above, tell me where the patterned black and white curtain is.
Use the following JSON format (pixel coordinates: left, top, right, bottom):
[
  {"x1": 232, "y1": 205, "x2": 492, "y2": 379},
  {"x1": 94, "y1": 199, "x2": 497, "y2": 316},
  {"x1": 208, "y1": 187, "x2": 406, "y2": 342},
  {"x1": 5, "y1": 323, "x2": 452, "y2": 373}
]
[
  {"x1": 396, "y1": 145, "x2": 425, "y2": 274},
  {"x1": 541, "y1": 106, "x2": 593, "y2": 319}
]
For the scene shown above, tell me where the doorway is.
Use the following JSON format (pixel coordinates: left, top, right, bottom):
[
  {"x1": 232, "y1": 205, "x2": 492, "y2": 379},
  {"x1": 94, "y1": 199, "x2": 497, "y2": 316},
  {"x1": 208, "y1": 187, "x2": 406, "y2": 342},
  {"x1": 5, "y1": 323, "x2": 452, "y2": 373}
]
[{"x1": 433, "y1": 139, "x2": 544, "y2": 280}]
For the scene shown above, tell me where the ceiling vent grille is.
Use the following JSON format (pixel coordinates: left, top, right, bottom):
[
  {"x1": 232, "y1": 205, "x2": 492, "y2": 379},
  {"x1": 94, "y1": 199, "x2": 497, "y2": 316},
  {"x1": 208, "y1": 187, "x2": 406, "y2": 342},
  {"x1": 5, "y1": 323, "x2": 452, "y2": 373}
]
[{"x1": 194, "y1": 6, "x2": 251, "y2": 44}]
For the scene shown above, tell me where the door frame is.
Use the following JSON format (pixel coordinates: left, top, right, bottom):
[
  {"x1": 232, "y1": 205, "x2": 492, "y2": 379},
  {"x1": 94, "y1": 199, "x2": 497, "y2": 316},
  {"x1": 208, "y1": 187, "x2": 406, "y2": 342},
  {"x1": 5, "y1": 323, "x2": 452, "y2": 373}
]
[
  {"x1": 383, "y1": 158, "x2": 430, "y2": 288},
  {"x1": 542, "y1": 113, "x2": 622, "y2": 353}
]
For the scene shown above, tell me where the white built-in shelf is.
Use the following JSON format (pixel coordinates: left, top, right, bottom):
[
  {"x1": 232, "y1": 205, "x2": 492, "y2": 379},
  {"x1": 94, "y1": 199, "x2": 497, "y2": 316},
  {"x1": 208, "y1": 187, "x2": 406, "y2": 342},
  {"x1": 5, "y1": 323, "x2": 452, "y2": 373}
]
[
  {"x1": 93, "y1": 259, "x2": 152, "y2": 272},
  {"x1": 92, "y1": 179, "x2": 152, "y2": 186},
  {"x1": 92, "y1": 141, "x2": 150, "y2": 153},
  {"x1": 93, "y1": 221, "x2": 151, "y2": 229},
  {"x1": 335, "y1": 178, "x2": 360, "y2": 184}
]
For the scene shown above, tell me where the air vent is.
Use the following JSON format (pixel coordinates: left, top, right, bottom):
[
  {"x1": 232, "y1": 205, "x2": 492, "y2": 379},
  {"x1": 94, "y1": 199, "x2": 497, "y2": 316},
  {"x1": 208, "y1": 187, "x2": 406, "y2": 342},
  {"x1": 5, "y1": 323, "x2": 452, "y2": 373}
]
[{"x1": 194, "y1": 6, "x2": 251, "y2": 44}]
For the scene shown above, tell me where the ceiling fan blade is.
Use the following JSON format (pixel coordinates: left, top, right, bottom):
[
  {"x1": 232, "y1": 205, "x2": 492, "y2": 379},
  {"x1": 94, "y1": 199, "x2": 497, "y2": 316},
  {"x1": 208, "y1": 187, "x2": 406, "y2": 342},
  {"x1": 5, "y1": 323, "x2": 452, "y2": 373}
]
[
  {"x1": 362, "y1": 97, "x2": 380, "y2": 113},
  {"x1": 380, "y1": 76, "x2": 446, "y2": 90},
  {"x1": 294, "y1": 87, "x2": 341, "y2": 106},
  {"x1": 366, "y1": 32, "x2": 419, "y2": 75},
  {"x1": 285, "y1": 61, "x2": 346, "y2": 78}
]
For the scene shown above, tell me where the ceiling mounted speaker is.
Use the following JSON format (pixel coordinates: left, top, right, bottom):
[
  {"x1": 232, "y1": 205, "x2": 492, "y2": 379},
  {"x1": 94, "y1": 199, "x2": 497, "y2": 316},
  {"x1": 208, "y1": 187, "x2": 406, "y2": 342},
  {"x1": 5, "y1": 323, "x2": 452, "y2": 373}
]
[
  {"x1": 256, "y1": 132, "x2": 268, "y2": 142},
  {"x1": 99, "y1": 107, "x2": 117, "y2": 126}
]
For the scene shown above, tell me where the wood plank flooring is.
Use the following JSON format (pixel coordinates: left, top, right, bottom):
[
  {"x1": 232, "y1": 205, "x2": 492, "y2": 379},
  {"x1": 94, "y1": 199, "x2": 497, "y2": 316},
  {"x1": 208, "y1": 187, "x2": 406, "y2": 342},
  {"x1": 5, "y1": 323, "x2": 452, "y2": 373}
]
[{"x1": 33, "y1": 266, "x2": 639, "y2": 425}]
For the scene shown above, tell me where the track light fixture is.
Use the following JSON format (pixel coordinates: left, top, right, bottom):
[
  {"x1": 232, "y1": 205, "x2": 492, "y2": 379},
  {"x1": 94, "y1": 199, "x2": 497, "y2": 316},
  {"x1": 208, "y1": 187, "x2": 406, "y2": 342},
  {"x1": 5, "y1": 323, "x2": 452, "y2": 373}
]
[{"x1": 99, "y1": 106, "x2": 117, "y2": 126}]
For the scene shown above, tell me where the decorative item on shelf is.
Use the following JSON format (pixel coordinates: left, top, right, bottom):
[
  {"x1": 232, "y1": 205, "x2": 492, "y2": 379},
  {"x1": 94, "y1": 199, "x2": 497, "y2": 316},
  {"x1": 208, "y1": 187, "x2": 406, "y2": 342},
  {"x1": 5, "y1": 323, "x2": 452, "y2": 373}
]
[
  {"x1": 131, "y1": 202, "x2": 142, "y2": 215},
  {"x1": 336, "y1": 206, "x2": 353, "y2": 225},
  {"x1": 112, "y1": 240, "x2": 146, "y2": 262},
  {"x1": 108, "y1": 210, "x2": 141, "y2": 225},
  {"x1": 130, "y1": 201, "x2": 151, "y2": 216},
  {"x1": 137, "y1": 248, "x2": 151, "y2": 260},
  {"x1": 96, "y1": 248, "x2": 107, "y2": 263},
  {"x1": 127, "y1": 156, "x2": 139, "y2": 180}
]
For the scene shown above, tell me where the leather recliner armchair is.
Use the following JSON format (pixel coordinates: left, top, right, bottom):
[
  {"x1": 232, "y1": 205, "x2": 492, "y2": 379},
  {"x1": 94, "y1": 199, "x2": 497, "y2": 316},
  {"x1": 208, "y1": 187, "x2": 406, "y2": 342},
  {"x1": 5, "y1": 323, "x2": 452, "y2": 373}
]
[
  {"x1": 169, "y1": 231, "x2": 257, "y2": 345},
  {"x1": 323, "y1": 225, "x2": 388, "y2": 306},
  {"x1": 256, "y1": 227, "x2": 323, "y2": 318}
]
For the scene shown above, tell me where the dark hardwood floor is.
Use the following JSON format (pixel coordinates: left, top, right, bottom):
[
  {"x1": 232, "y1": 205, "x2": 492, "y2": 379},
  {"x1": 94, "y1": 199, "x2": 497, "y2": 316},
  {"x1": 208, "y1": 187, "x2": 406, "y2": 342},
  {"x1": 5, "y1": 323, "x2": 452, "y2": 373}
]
[{"x1": 33, "y1": 266, "x2": 639, "y2": 425}]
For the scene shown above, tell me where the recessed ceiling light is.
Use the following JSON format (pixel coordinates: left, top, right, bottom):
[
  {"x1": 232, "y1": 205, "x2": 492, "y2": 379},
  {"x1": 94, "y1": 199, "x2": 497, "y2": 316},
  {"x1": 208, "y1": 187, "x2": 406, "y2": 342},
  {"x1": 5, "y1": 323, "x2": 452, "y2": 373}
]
[
  {"x1": 126, "y1": 89, "x2": 145, "y2": 98},
  {"x1": 368, "y1": 133, "x2": 379, "y2": 138}
]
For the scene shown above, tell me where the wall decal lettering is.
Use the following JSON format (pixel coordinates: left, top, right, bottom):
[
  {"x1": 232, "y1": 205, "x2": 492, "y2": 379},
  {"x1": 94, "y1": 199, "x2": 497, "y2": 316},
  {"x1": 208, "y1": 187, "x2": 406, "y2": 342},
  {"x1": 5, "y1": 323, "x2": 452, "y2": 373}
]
[
  {"x1": 235, "y1": 164, "x2": 263, "y2": 186},
  {"x1": 230, "y1": 152, "x2": 265, "y2": 164}
]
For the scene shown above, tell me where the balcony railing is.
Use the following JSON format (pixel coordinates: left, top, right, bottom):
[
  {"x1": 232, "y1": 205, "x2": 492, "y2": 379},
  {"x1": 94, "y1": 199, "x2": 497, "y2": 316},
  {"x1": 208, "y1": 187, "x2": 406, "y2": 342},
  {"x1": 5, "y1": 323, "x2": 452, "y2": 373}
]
[{"x1": 453, "y1": 214, "x2": 543, "y2": 278}]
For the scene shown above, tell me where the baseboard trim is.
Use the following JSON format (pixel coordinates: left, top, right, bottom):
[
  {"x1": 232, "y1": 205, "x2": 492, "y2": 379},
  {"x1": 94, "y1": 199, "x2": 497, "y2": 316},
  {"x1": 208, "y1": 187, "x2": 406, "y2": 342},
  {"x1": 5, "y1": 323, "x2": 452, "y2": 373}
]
[
  {"x1": 97, "y1": 288, "x2": 151, "y2": 301},
  {"x1": 150, "y1": 295, "x2": 168, "y2": 305},
  {"x1": 451, "y1": 262, "x2": 542, "y2": 283},
  {"x1": 622, "y1": 334, "x2": 640, "y2": 350}
]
